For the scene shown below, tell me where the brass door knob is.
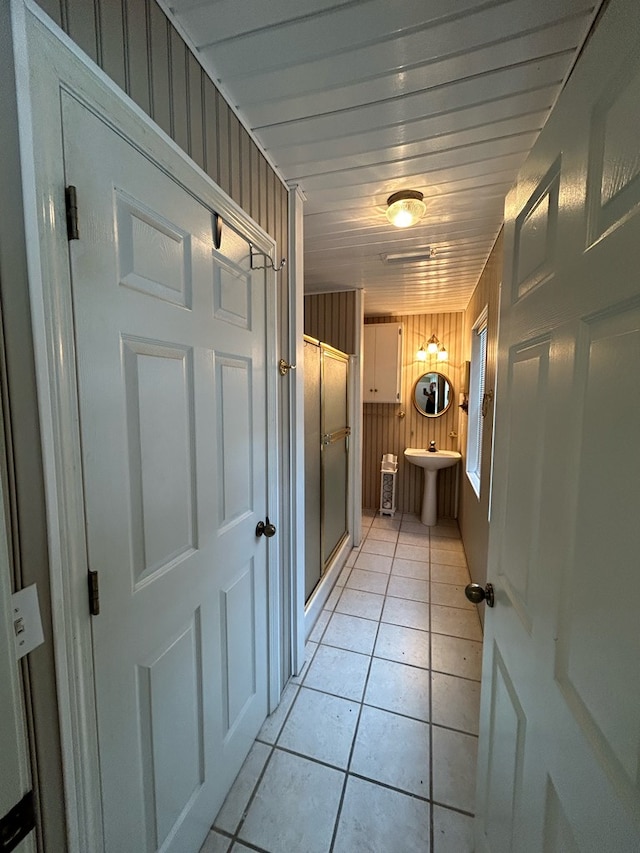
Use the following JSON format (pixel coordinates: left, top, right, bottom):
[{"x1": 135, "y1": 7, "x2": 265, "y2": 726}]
[
  {"x1": 256, "y1": 516, "x2": 276, "y2": 538},
  {"x1": 465, "y1": 582, "x2": 495, "y2": 607}
]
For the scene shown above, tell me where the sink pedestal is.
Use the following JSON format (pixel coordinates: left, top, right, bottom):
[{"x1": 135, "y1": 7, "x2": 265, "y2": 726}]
[
  {"x1": 403, "y1": 448, "x2": 462, "y2": 528},
  {"x1": 420, "y1": 470, "x2": 439, "y2": 526}
]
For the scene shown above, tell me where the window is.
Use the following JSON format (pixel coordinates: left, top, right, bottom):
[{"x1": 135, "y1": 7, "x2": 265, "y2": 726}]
[{"x1": 466, "y1": 307, "x2": 488, "y2": 498}]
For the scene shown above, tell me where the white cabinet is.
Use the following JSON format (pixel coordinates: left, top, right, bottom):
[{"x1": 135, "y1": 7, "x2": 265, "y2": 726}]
[{"x1": 363, "y1": 323, "x2": 403, "y2": 403}]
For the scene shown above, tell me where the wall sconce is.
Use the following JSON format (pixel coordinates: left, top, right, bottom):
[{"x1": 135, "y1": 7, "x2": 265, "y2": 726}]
[
  {"x1": 416, "y1": 334, "x2": 447, "y2": 362},
  {"x1": 386, "y1": 190, "x2": 426, "y2": 228}
]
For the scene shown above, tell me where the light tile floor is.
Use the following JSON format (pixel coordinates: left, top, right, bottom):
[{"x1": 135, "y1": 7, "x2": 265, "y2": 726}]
[{"x1": 201, "y1": 511, "x2": 482, "y2": 853}]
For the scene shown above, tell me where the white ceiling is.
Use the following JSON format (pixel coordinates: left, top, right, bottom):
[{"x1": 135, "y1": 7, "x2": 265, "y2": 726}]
[{"x1": 162, "y1": 0, "x2": 602, "y2": 315}]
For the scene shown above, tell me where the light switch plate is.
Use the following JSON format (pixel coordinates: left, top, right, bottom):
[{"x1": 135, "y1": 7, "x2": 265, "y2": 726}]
[{"x1": 11, "y1": 584, "x2": 45, "y2": 660}]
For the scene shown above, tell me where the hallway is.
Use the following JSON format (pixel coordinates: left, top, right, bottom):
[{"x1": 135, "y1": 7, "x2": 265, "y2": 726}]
[{"x1": 201, "y1": 511, "x2": 482, "y2": 853}]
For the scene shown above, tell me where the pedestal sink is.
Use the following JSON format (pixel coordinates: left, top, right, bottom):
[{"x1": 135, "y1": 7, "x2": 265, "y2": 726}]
[{"x1": 404, "y1": 448, "x2": 462, "y2": 526}]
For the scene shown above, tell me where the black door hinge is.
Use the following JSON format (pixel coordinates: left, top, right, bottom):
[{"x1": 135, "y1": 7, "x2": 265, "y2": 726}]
[
  {"x1": 65, "y1": 185, "x2": 79, "y2": 240},
  {"x1": 88, "y1": 570, "x2": 100, "y2": 616},
  {"x1": 0, "y1": 791, "x2": 35, "y2": 852}
]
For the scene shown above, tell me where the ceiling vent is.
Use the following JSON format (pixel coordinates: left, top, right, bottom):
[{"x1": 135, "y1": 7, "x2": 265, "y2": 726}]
[{"x1": 380, "y1": 247, "x2": 436, "y2": 264}]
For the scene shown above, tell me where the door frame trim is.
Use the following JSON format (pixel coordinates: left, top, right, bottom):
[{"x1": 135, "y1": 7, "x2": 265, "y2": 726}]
[{"x1": 13, "y1": 3, "x2": 283, "y2": 849}]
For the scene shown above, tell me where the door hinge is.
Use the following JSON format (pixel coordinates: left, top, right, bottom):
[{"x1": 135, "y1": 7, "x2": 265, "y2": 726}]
[
  {"x1": 88, "y1": 570, "x2": 100, "y2": 616},
  {"x1": 65, "y1": 185, "x2": 79, "y2": 240},
  {"x1": 0, "y1": 791, "x2": 36, "y2": 852}
]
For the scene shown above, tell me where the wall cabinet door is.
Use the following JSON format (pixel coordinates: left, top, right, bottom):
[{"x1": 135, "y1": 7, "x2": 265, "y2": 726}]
[{"x1": 363, "y1": 324, "x2": 402, "y2": 403}]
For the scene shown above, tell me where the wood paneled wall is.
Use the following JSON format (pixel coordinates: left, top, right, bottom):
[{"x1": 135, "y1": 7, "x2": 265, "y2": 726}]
[
  {"x1": 363, "y1": 313, "x2": 464, "y2": 517},
  {"x1": 304, "y1": 291, "x2": 357, "y2": 354},
  {"x1": 458, "y1": 231, "x2": 504, "y2": 588},
  {"x1": 34, "y1": 0, "x2": 289, "y2": 263}
]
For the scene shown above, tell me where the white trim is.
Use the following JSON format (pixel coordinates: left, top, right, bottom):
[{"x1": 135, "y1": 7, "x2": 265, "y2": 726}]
[
  {"x1": 287, "y1": 184, "x2": 306, "y2": 675},
  {"x1": 351, "y1": 289, "x2": 365, "y2": 547},
  {"x1": 13, "y1": 3, "x2": 281, "y2": 848}
]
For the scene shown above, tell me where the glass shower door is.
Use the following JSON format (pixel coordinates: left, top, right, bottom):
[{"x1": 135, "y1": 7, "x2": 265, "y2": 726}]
[{"x1": 321, "y1": 347, "x2": 349, "y2": 566}]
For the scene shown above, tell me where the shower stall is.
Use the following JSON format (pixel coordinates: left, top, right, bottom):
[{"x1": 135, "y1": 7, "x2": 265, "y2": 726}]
[{"x1": 304, "y1": 336, "x2": 351, "y2": 607}]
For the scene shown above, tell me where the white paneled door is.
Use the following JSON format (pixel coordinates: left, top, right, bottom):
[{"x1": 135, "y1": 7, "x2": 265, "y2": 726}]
[
  {"x1": 62, "y1": 92, "x2": 269, "y2": 852},
  {"x1": 475, "y1": 0, "x2": 640, "y2": 850}
]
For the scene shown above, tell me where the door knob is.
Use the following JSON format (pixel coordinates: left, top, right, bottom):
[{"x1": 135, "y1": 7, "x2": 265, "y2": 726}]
[
  {"x1": 256, "y1": 516, "x2": 276, "y2": 538},
  {"x1": 465, "y1": 582, "x2": 495, "y2": 607}
]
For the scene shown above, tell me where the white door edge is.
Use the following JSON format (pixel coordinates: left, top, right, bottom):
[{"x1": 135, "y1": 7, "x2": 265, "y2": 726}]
[
  {"x1": 287, "y1": 184, "x2": 306, "y2": 677},
  {"x1": 13, "y1": 2, "x2": 283, "y2": 849}
]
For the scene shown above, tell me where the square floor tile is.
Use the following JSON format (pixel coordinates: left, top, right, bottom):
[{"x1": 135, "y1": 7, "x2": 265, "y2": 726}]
[
  {"x1": 431, "y1": 563, "x2": 471, "y2": 586},
  {"x1": 214, "y1": 741, "x2": 271, "y2": 833},
  {"x1": 257, "y1": 682, "x2": 299, "y2": 744},
  {"x1": 346, "y1": 568, "x2": 389, "y2": 595},
  {"x1": 431, "y1": 548, "x2": 467, "y2": 567},
  {"x1": 278, "y1": 687, "x2": 359, "y2": 768},
  {"x1": 324, "y1": 586, "x2": 341, "y2": 611},
  {"x1": 239, "y1": 750, "x2": 344, "y2": 853},
  {"x1": 392, "y1": 558, "x2": 430, "y2": 581},
  {"x1": 432, "y1": 806, "x2": 474, "y2": 853},
  {"x1": 354, "y1": 552, "x2": 393, "y2": 574},
  {"x1": 366, "y1": 527, "x2": 399, "y2": 543},
  {"x1": 397, "y1": 531, "x2": 430, "y2": 546},
  {"x1": 322, "y1": 612, "x2": 378, "y2": 655},
  {"x1": 387, "y1": 574, "x2": 430, "y2": 602},
  {"x1": 230, "y1": 844, "x2": 254, "y2": 853},
  {"x1": 382, "y1": 596, "x2": 430, "y2": 631},
  {"x1": 432, "y1": 726, "x2": 478, "y2": 813},
  {"x1": 333, "y1": 776, "x2": 430, "y2": 853},
  {"x1": 303, "y1": 644, "x2": 370, "y2": 701},
  {"x1": 291, "y1": 641, "x2": 318, "y2": 685},
  {"x1": 361, "y1": 538, "x2": 396, "y2": 557},
  {"x1": 430, "y1": 523, "x2": 460, "y2": 538},
  {"x1": 431, "y1": 634, "x2": 483, "y2": 681},
  {"x1": 432, "y1": 672, "x2": 481, "y2": 735},
  {"x1": 431, "y1": 605, "x2": 482, "y2": 642},
  {"x1": 336, "y1": 564, "x2": 352, "y2": 586},
  {"x1": 364, "y1": 657, "x2": 430, "y2": 722},
  {"x1": 336, "y1": 588, "x2": 385, "y2": 621},
  {"x1": 430, "y1": 536, "x2": 465, "y2": 553},
  {"x1": 374, "y1": 622, "x2": 430, "y2": 670},
  {"x1": 400, "y1": 521, "x2": 430, "y2": 535},
  {"x1": 371, "y1": 516, "x2": 400, "y2": 530},
  {"x1": 431, "y1": 581, "x2": 473, "y2": 610},
  {"x1": 395, "y1": 542, "x2": 430, "y2": 563},
  {"x1": 200, "y1": 830, "x2": 232, "y2": 853},
  {"x1": 309, "y1": 610, "x2": 331, "y2": 642},
  {"x1": 350, "y1": 706, "x2": 430, "y2": 798}
]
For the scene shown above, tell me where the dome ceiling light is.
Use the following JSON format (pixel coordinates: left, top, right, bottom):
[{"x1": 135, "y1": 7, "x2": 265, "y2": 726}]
[{"x1": 385, "y1": 190, "x2": 426, "y2": 228}]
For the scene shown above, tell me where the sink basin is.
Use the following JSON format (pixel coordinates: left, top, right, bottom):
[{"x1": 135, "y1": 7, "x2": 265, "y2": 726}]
[{"x1": 404, "y1": 449, "x2": 461, "y2": 526}]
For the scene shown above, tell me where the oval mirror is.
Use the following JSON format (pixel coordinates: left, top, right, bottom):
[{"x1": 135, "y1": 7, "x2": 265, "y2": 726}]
[{"x1": 412, "y1": 371, "x2": 453, "y2": 417}]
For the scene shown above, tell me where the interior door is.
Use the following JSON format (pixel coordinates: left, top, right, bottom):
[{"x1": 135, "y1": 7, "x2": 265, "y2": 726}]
[
  {"x1": 475, "y1": 1, "x2": 640, "y2": 850},
  {"x1": 62, "y1": 91, "x2": 270, "y2": 853}
]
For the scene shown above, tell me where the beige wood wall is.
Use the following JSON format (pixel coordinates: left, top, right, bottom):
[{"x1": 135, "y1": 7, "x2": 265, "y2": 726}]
[
  {"x1": 363, "y1": 313, "x2": 464, "y2": 517},
  {"x1": 458, "y1": 231, "x2": 504, "y2": 590},
  {"x1": 304, "y1": 291, "x2": 358, "y2": 354}
]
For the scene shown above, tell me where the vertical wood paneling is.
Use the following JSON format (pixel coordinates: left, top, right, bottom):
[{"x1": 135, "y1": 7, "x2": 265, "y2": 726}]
[
  {"x1": 362, "y1": 312, "x2": 464, "y2": 518},
  {"x1": 65, "y1": 0, "x2": 99, "y2": 62},
  {"x1": 304, "y1": 292, "x2": 357, "y2": 355},
  {"x1": 169, "y1": 26, "x2": 188, "y2": 154},
  {"x1": 124, "y1": 0, "x2": 150, "y2": 114},
  {"x1": 35, "y1": 0, "x2": 287, "y2": 248},
  {"x1": 203, "y1": 78, "x2": 219, "y2": 183},
  {"x1": 148, "y1": 0, "x2": 171, "y2": 137},
  {"x1": 240, "y1": 127, "x2": 252, "y2": 214},
  {"x1": 217, "y1": 93, "x2": 231, "y2": 195},
  {"x1": 229, "y1": 112, "x2": 241, "y2": 202},
  {"x1": 98, "y1": 0, "x2": 126, "y2": 91},
  {"x1": 187, "y1": 53, "x2": 204, "y2": 170}
]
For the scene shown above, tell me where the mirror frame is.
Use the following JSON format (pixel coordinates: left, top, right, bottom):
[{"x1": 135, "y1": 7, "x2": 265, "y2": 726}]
[{"x1": 412, "y1": 371, "x2": 454, "y2": 418}]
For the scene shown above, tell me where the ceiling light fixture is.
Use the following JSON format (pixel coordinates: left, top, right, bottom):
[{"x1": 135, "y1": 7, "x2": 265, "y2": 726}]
[{"x1": 386, "y1": 190, "x2": 426, "y2": 228}]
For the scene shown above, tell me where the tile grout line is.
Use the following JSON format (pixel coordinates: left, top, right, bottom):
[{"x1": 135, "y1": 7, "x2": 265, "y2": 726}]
[{"x1": 327, "y1": 513, "x2": 395, "y2": 853}]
